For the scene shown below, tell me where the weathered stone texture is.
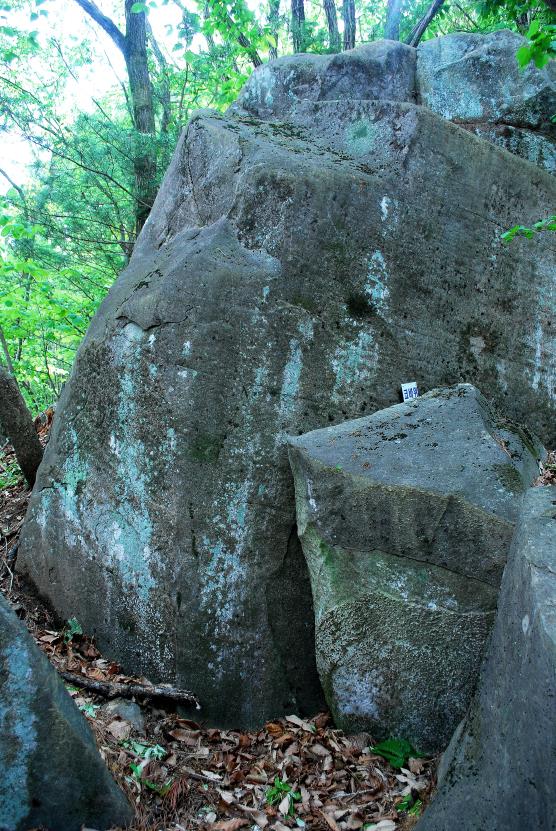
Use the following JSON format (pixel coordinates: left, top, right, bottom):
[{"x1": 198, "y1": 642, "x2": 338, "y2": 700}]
[
  {"x1": 17, "y1": 45, "x2": 556, "y2": 729},
  {"x1": 415, "y1": 485, "x2": 556, "y2": 830},
  {"x1": 416, "y1": 31, "x2": 556, "y2": 130},
  {"x1": 0, "y1": 594, "x2": 132, "y2": 831},
  {"x1": 231, "y1": 40, "x2": 416, "y2": 120},
  {"x1": 234, "y1": 31, "x2": 555, "y2": 170},
  {"x1": 288, "y1": 385, "x2": 543, "y2": 752}
]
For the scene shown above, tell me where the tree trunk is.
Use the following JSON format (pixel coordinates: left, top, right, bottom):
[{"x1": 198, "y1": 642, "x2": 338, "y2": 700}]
[
  {"x1": 323, "y1": 0, "x2": 341, "y2": 51},
  {"x1": 405, "y1": 0, "x2": 445, "y2": 46},
  {"x1": 0, "y1": 366, "x2": 43, "y2": 487},
  {"x1": 268, "y1": 0, "x2": 281, "y2": 59},
  {"x1": 73, "y1": 0, "x2": 157, "y2": 237},
  {"x1": 291, "y1": 0, "x2": 305, "y2": 52},
  {"x1": 385, "y1": 0, "x2": 403, "y2": 40},
  {"x1": 124, "y1": 0, "x2": 157, "y2": 236},
  {"x1": 342, "y1": 0, "x2": 356, "y2": 50}
]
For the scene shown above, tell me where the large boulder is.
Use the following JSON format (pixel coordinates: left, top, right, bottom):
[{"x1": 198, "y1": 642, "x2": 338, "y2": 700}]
[
  {"x1": 0, "y1": 594, "x2": 132, "y2": 831},
  {"x1": 415, "y1": 485, "x2": 556, "y2": 830},
  {"x1": 234, "y1": 32, "x2": 556, "y2": 170},
  {"x1": 287, "y1": 385, "x2": 544, "y2": 752},
  {"x1": 231, "y1": 40, "x2": 416, "y2": 120},
  {"x1": 18, "y1": 77, "x2": 556, "y2": 727}
]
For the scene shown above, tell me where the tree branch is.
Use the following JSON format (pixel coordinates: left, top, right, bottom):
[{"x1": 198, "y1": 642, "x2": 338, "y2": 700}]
[
  {"x1": 60, "y1": 670, "x2": 200, "y2": 707},
  {"x1": 72, "y1": 0, "x2": 126, "y2": 54},
  {"x1": 405, "y1": 0, "x2": 446, "y2": 46},
  {"x1": 0, "y1": 168, "x2": 26, "y2": 206}
]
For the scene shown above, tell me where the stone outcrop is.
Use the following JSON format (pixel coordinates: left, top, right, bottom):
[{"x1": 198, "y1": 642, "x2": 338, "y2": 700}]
[
  {"x1": 288, "y1": 385, "x2": 543, "y2": 752},
  {"x1": 415, "y1": 485, "x2": 556, "y2": 830},
  {"x1": 234, "y1": 31, "x2": 555, "y2": 171},
  {"x1": 417, "y1": 31, "x2": 556, "y2": 173},
  {"x1": 0, "y1": 594, "x2": 132, "y2": 831},
  {"x1": 17, "y1": 37, "x2": 556, "y2": 728},
  {"x1": 231, "y1": 40, "x2": 416, "y2": 120}
]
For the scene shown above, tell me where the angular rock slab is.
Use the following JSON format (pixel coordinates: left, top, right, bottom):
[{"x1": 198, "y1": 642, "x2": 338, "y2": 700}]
[
  {"x1": 288, "y1": 385, "x2": 544, "y2": 752},
  {"x1": 415, "y1": 485, "x2": 556, "y2": 831},
  {"x1": 18, "y1": 97, "x2": 556, "y2": 728},
  {"x1": 0, "y1": 594, "x2": 132, "y2": 831}
]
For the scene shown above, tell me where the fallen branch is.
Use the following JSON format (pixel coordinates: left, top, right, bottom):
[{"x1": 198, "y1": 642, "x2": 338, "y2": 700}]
[{"x1": 60, "y1": 670, "x2": 200, "y2": 708}]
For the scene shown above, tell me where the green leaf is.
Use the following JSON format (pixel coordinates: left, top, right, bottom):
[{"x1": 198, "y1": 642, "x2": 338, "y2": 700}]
[
  {"x1": 515, "y1": 45, "x2": 531, "y2": 68},
  {"x1": 63, "y1": 616, "x2": 83, "y2": 643},
  {"x1": 370, "y1": 737, "x2": 422, "y2": 768},
  {"x1": 130, "y1": 2, "x2": 147, "y2": 12}
]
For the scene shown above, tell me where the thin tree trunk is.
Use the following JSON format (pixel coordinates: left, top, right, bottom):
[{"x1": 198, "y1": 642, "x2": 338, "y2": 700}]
[
  {"x1": 0, "y1": 366, "x2": 43, "y2": 487},
  {"x1": 405, "y1": 0, "x2": 445, "y2": 46},
  {"x1": 124, "y1": 0, "x2": 157, "y2": 235},
  {"x1": 268, "y1": 0, "x2": 280, "y2": 59},
  {"x1": 323, "y1": 0, "x2": 341, "y2": 50},
  {"x1": 73, "y1": 0, "x2": 157, "y2": 237},
  {"x1": 385, "y1": 0, "x2": 403, "y2": 40},
  {"x1": 291, "y1": 0, "x2": 305, "y2": 52},
  {"x1": 0, "y1": 327, "x2": 16, "y2": 377},
  {"x1": 146, "y1": 21, "x2": 172, "y2": 133},
  {"x1": 342, "y1": 0, "x2": 356, "y2": 50}
]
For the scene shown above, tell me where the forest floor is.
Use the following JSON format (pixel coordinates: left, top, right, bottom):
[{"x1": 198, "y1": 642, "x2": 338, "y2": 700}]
[{"x1": 4, "y1": 426, "x2": 553, "y2": 831}]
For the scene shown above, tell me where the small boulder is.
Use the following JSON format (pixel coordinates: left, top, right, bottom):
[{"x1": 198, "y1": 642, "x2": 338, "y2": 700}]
[
  {"x1": 415, "y1": 485, "x2": 556, "y2": 830},
  {"x1": 288, "y1": 385, "x2": 543, "y2": 752},
  {"x1": 0, "y1": 594, "x2": 132, "y2": 831},
  {"x1": 104, "y1": 698, "x2": 145, "y2": 735}
]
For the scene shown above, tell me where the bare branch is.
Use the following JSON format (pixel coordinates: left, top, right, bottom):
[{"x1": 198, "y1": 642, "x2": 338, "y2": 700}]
[{"x1": 72, "y1": 0, "x2": 126, "y2": 54}]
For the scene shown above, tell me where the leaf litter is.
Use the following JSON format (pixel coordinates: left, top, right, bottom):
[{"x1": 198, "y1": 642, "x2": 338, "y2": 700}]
[{"x1": 0, "y1": 432, "x2": 437, "y2": 831}]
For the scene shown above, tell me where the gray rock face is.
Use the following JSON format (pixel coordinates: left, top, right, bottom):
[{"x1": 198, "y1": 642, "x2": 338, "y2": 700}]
[
  {"x1": 0, "y1": 594, "x2": 132, "y2": 831},
  {"x1": 18, "y1": 75, "x2": 556, "y2": 728},
  {"x1": 417, "y1": 31, "x2": 556, "y2": 171},
  {"x1": 234, "y1": 32, "x2": 555, "y2": 171},
  {"x1": 104, "y1": 698, "x2": 145, "y2": 734},
  {"x1": 415, "y1": 485, "x2": 556, "y2": 830},
  {"x1": 463, "y1": 123, "x2": 556, "y2": 175},
  {"x1": 288, "y1": 385, "x2": 543, "y2": 752},
  {"x1": 231, "y1": 40, "x2": 416, "y2": 120},
  {"x1": 416, "y1": 31, "x2": 556, "y2": 130}
]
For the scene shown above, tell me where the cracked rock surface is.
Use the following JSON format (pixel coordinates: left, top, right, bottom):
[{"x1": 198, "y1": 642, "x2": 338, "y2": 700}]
[
  {"x1": 17, "y1": 37, "x2": 556, "y2": 729},
  {"x1": 288, "y1": 385, "x2": 544, "y2": 752},
  {"x1": 415, "y1": 484, "x2": 556, "y2": 830}
]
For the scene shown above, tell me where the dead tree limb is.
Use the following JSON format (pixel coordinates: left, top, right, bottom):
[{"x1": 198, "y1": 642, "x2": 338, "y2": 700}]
[{"x1": 60, "y1": 670, "x2": 200, "y2": 708}]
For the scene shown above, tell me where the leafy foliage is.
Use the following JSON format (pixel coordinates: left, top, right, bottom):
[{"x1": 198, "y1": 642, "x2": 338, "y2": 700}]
[
  {"x1": 370, "y1": 737, "x2": 422, "y2": 768},
  {"x1": 266, "y1": 776, "x2": 302, "y2": 816},
  {"x1": 62, "y1": 615, "x2": 83, "y2": 643},
  {"x1": 501, "y1": 215, "x2": 556, "y2": 241}
]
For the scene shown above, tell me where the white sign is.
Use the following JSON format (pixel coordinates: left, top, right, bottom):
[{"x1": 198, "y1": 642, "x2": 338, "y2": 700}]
[{"x1": 401, "y1": 381, "x2": 419, "y2": 402}]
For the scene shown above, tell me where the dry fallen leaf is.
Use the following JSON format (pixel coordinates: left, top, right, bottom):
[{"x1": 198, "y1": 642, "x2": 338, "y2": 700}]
[
  {"x1": 107, "y1": 719, "x2": 132, "y2": 741},
  {"x1": 285, "y1": 714, "x2": 314, "y2": 732},
  {"x1": 278, "y1": 794, "x2": 291, "y2": 815},
  {"x1": 320, "y1": 810, "x2": 342, "y2": 831},
  {"x1": 211, "y1": 819, "x2": 249, "y2": 830}
]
